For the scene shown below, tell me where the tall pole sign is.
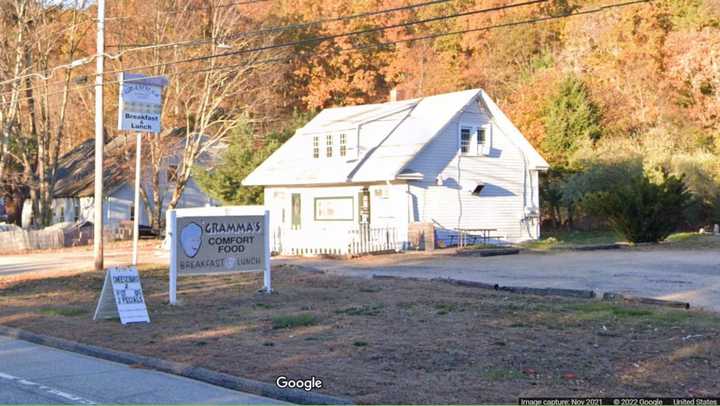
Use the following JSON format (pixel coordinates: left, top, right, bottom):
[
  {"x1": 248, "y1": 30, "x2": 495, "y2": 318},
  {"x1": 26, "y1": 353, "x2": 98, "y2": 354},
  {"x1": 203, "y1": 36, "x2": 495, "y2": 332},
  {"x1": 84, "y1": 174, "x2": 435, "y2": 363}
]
[{"x1": 117, "y1": 73, "x2": 168, "y2": 266}]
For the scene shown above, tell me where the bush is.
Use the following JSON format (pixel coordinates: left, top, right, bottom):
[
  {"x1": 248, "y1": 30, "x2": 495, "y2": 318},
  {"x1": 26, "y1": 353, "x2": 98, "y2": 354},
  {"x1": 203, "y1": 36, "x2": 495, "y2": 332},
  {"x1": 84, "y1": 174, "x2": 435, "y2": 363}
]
[{"x1": 583, "y1": 172, "x2": 691, "y2": 243}]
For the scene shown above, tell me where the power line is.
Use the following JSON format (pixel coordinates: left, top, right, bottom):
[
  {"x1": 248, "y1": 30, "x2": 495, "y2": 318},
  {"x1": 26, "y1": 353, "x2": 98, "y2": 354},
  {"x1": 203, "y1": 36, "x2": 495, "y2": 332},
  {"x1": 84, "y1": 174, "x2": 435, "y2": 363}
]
[
  {"x1": 102, "y1": 0, "x2": 270, "y2": 20},
  {"x1": 147, "y1": 0, "x2": 656, "y2": 84},
  {"x1": 2, "y1": 0, "x2": 540, "y2": 92},
  {"x1": 107, "y1": 0, "x2": 457, "y2": 48},
  {"x1": 0, "y1": 0, "x2": 653, "y2": 107},
  {"x1": 1, "y1": 0, "x2": 457, "y2": 87},
  {"x1": 97, "y1": 0, "x2": 550, "y2": 79}
]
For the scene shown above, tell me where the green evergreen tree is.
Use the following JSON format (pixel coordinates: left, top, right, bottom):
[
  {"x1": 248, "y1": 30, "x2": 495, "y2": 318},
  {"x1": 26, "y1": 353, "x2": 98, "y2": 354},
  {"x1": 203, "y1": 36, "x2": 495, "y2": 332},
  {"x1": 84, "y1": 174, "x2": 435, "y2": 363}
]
[
  {"x1": 541, "y1": 76, "x2": 604, "y2": 167},
  {"x1": 196, "y1": 113, "x2": 310, "y2": 205}
]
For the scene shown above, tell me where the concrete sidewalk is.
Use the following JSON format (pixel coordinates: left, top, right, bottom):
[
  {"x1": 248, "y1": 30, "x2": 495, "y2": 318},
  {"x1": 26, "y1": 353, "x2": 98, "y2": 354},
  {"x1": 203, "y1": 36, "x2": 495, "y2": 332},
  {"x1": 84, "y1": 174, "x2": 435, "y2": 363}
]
[{"x1": 0, "y1": 336, "x2": 284, "y2": 404}]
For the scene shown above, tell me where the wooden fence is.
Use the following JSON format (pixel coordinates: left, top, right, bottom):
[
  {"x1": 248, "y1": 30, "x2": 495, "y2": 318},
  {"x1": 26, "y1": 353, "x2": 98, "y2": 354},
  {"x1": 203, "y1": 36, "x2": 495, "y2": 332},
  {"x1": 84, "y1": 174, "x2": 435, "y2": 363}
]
[
  {"x1": 0, "y1": 228, "x2": 65, "y2": 253},
  {"x1": 0, "y1": 221, "x2": 94, "y2": 253}
]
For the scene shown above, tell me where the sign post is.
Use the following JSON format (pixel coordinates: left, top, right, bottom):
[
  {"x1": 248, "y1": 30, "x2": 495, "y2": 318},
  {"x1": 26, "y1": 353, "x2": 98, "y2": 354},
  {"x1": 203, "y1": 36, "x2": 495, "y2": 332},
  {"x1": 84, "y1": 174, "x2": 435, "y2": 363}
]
[
  {"x1": 132, "y1": 132, "x2": 142, "y2": 265},
  {"x1": 167, "y1": 206, "x2": 271, "y2": 305},
  {"x1": 118, "y1": 72, "x2": 168, "y2": 266}
]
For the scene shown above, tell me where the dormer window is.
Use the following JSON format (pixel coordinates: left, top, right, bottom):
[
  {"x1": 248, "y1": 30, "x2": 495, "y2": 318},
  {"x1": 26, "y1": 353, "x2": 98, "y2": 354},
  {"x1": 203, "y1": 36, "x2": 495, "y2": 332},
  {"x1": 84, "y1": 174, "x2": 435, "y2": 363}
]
[
  {"x1": 326, "y1": 134, "x2": 333, "y2": 158},
  {"x1": 339, "y1": 133, "x2": 347, "y2": 157}
]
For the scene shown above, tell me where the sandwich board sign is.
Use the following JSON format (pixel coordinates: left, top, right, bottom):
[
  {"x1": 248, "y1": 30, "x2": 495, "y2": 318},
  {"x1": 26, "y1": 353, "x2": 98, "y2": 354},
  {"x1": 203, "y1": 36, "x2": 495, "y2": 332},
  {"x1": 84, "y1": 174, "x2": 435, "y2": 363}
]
[
  {"x1": 93, "y1": 267, "x2": 150, "y2": 324},
  {"x1": 117, "y1": 72, "x2": 168, "y2": 134},
  {"x1": 167, "y1": 206, "x2": 271, "y2": 305}
]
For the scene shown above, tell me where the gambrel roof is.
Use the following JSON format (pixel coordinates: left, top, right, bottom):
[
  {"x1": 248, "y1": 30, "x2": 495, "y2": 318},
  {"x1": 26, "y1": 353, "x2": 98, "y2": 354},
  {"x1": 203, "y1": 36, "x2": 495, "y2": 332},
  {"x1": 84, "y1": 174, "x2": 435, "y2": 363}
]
[{"x1": 243, "y1": 89, "x2": 548, "y2": 187}]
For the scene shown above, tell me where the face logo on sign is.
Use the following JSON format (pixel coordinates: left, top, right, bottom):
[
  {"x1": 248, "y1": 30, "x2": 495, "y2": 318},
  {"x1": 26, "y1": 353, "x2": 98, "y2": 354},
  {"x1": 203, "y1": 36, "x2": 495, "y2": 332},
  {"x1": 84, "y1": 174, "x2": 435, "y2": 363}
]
[
  {"x1": 224, "y1": 257, "x2": 237, "y2": 270},
  {"x1": 180, "y1": 222, "x2": 203, "y2": 258}
]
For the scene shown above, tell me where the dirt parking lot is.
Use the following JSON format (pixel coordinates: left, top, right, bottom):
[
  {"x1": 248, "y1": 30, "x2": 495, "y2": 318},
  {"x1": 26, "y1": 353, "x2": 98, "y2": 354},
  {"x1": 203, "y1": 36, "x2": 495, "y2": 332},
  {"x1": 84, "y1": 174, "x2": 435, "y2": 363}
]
[
  {"x1": 0, "y1": 266, "x2": 719, "y2": 404},
  {"x1": 279, "y1": 246, "x2": 720, "y2": 312}
]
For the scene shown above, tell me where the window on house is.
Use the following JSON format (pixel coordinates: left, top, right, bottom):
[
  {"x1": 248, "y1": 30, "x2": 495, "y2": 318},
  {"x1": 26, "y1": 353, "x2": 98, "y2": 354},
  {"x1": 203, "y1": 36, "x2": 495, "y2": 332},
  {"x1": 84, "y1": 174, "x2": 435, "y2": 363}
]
[
  {"x1": 460, "y1": 127, "x2": 472, "y2": 154},
  {"x1": 73, "y1": 199, "x2": 80, "y2": 222},
  {"x1": 58, "y1": 207, "x2": 64, "y2": 220},
  {"x1": 326, "y1": 134, "x2": 333, "y2": 158},
  {"x1": 312, "y1": 136, "x2": 319, "y2": 159},
  {"x1": 130, "y1": 205, "x2": 135, "y2": 222},
  {"x1": 339, "y1": 133, "x2": 347, "y2": 157},
  {"x1": 477, "y1": 128, "x2": 487, "y2": 146},
  {"x1": 168, "y1": 164, "x2": 178, "y2": 183}
]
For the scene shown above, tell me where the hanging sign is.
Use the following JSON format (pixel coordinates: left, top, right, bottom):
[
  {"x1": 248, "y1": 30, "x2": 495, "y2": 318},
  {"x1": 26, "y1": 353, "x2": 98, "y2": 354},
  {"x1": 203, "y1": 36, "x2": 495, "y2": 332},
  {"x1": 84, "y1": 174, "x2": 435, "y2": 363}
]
[
  {"x1": 93, "y1": 267, "x2": 150, "y2": 324},
  {"x1": 117, "y1": 73, "x2": 168, "y2": 134},
  {"x1": 167, "y1": 206, "x2": 271, "y2": 305}
]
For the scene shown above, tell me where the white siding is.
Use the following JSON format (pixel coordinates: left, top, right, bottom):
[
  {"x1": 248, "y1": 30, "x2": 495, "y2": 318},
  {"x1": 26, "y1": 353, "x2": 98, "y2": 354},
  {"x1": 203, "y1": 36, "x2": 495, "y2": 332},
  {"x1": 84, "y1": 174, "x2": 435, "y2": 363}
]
[
  {"x1": 405, "y1": 101, "x2": 540, "y2": 243},
  {"x1": 265, "y1": 183, "x2": 410, "y2": 254},
  {"x1": 265, "y1": 185, "x2": 361, "y2": 254}
]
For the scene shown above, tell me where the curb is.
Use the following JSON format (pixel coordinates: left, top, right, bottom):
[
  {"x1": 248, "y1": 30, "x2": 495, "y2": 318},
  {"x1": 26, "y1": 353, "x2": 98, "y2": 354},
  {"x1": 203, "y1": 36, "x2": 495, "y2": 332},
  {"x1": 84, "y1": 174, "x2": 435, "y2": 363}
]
[
  {"x1": 0, "y1": 325, "x2": 353, "y2": 405},
  {"x1": 602, "y1": 292, "x2": 690, "y2": 309},
  {"x1": 568, "y1": 243, "x2": 624, "y2": 251},
  {"x1": 455, "y1": 248, "x2": 520, "y2": 257},
  {"x1": 372, "y1": 274, "x2": 596, "y2": 299},
  {"x1": 498, "y1": 285, "x2": 596, "y2": 299}
]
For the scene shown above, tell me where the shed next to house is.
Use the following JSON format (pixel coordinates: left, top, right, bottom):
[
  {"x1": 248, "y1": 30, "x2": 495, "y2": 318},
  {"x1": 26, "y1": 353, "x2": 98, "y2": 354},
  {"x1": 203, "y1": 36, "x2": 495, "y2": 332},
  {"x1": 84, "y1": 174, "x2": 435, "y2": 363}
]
[{"x1": 243, "y1": 88, "x2": 549, "y2": 255}]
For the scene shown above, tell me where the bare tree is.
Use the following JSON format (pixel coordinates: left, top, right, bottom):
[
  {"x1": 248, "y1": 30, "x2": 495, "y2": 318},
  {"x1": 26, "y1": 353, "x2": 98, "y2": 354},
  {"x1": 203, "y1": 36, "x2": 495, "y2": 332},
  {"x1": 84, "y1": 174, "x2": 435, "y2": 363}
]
[
  {"x1": 108, "y1": 0, "x2": 283, "y2": 228},
  {"x1": 0, "y1": 0, "x2": 92, "y2": 226},
  {"x1": 0, "y1": 0, "x2": 29, "y2": 184}
]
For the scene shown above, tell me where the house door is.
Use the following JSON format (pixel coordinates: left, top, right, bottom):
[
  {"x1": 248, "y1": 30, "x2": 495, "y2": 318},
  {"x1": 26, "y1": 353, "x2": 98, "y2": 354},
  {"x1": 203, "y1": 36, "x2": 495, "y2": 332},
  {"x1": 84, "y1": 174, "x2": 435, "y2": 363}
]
[
  {"x1": 291, "y1": 193, "x2": 301, "y2": 230},
  {"x1": 358, "y1": 188, "x2": 370, "y2": 225}
]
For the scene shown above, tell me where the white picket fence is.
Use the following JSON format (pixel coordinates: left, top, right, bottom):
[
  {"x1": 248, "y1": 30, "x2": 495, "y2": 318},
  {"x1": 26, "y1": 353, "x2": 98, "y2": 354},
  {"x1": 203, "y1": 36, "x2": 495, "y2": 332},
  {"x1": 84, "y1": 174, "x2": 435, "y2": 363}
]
[
  {"x1": 272, "y1": 225, "x2": 401, "y2": 256},
  {"x1": 347, "y1": 226, "x2": 401, "y2": 255}
]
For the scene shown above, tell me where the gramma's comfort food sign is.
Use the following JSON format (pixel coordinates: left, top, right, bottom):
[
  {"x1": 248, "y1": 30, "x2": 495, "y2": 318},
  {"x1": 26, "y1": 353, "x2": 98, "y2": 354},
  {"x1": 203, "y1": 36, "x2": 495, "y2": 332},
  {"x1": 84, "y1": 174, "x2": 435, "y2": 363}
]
[
  {"x1": 168, "y1": 206, "x2": 271, "y2": 304},
  {"x1": 176, "y1": 215, "x2": 265, "y2": 274}
]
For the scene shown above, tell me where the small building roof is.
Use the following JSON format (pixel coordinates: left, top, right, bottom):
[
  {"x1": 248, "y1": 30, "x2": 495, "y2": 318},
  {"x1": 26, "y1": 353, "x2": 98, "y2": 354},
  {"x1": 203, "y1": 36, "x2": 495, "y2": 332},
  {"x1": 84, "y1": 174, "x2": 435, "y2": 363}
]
[
  {"x1": 243, "y1": 88, "x2": 548, "y2": 187},
  {"x1": 53, "y1": 137, "x2": 130, "y2": 198},
  {"x1": 53, "y1": 130, "x2": 217, "y2": 199}
]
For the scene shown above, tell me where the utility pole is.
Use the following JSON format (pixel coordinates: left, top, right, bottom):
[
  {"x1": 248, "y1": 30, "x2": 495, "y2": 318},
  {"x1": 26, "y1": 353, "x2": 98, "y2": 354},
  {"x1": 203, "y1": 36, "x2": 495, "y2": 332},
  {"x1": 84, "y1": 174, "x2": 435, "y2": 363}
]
[{"x1": 94, "y1": 0, "x2": 105, "y2": 271}]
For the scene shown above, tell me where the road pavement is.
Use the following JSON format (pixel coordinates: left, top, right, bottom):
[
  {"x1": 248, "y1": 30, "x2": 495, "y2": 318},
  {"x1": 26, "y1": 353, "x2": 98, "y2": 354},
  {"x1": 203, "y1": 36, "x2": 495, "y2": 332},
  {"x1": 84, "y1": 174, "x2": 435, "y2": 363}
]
[
  {"x1": 0, "y1": 336, "x2": 284, "y2": 404},
  {"x1": 0, "y1": 243, "x2": 167, "y2": 278}
]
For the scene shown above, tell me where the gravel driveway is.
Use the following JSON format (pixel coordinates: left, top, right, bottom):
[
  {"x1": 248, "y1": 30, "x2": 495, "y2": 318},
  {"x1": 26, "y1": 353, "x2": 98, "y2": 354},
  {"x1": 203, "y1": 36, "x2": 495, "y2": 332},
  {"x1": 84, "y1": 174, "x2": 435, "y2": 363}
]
[{"x1": 277, "y1": 248, "x2": 720, "y2": 312}]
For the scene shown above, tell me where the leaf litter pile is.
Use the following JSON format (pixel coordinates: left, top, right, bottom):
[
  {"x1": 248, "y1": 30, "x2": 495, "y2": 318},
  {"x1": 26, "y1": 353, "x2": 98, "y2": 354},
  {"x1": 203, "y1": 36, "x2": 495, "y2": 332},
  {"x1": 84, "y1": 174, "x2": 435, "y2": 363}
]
[{"x1": 0, "y1": 265, "x2": 718, "y2": 404}]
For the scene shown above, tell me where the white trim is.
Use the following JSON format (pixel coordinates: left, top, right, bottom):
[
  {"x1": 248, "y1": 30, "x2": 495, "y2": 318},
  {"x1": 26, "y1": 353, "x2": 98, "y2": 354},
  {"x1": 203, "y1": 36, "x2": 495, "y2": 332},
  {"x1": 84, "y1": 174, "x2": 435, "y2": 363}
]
[
  {"x1": 167, "y1": 205, "x2": 270, "y2": 304},
  {"x1": 478, "y1": 90, "x2": 549, "y2": 170},
  {"x1": 458, "y1": 123, "x2": 491, "y2": 157}
]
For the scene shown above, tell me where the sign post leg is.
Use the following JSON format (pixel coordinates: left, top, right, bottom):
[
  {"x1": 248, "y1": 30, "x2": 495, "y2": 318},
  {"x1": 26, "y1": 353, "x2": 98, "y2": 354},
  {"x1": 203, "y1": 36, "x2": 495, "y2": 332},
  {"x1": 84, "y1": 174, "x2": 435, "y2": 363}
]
[
  {"x1": 132, "y1": 132, "x2": 142, "y2": 266},
  {"x1": 263, "y1": 210, "x2": 272, "y2": 293},
  {"x1": 168, "y1": 209, "x2": 178, "y2": 304}
]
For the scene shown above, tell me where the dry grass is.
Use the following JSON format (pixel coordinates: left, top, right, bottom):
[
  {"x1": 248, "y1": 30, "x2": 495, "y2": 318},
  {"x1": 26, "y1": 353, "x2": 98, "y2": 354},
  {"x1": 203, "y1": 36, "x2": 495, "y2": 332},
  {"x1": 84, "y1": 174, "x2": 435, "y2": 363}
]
[{"x1": 1, "y1": 265, "x2": 719, "y2": 404}]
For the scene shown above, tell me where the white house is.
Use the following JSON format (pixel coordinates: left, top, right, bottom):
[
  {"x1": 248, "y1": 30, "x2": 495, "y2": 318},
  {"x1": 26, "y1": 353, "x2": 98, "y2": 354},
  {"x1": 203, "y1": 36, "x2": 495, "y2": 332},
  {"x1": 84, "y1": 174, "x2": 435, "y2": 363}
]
[
  {"x1": 21, "y1": 136, "x2": 215, "y2": 231},
  {"x1": 243, "y1": 89, "x2": 549, "y2": 255}
]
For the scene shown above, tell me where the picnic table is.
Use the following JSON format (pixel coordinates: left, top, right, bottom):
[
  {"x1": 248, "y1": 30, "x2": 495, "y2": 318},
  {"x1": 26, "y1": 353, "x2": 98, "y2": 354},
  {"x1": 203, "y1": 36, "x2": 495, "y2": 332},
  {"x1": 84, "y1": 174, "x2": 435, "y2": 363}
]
[{"x1": 453, "y1": 228, "x2": 498, "y2": 248}]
